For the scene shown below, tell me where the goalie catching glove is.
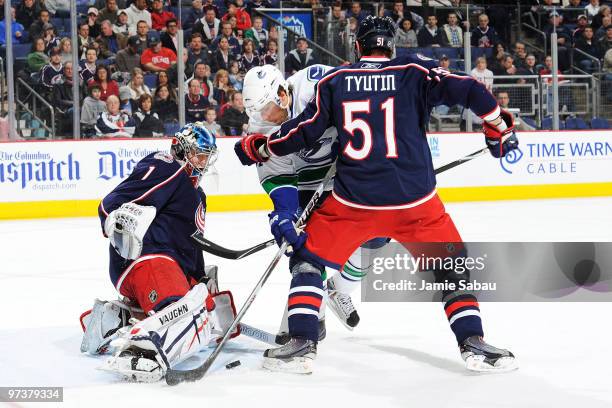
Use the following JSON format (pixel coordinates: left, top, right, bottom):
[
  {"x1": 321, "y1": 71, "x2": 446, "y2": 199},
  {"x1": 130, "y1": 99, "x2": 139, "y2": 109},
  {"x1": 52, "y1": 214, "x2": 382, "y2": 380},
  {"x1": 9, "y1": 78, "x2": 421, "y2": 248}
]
[
  {"x1": 104, "y1": 203, "x2": 156, "y2": 260},
  {"x1": 483, "y1": 109, "x2": 519, "y2": 158}
]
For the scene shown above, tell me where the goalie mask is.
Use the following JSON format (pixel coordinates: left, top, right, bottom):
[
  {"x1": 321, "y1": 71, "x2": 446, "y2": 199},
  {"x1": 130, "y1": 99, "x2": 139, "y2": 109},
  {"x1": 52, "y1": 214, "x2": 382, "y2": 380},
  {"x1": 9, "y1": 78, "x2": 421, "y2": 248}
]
[
  {"x1": 172, "y1": 122, "x2": 218, "y2": 185},
  {"x1": 243, "y1": 65, "x2": 290, "y2": 124}
]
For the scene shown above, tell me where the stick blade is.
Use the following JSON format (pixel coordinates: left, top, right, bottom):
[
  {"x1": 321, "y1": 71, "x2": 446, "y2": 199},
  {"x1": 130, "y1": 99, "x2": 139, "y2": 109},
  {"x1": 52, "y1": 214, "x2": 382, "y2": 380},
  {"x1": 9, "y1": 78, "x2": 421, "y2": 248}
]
[{"x1": 165, "y1": 360, "x2": 211, "y2": 386}]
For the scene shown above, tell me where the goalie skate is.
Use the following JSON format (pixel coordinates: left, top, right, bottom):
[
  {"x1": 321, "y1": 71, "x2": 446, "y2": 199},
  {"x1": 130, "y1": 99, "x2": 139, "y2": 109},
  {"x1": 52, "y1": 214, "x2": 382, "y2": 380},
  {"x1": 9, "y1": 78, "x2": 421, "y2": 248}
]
[
  {"x1": 263, "y1": 337, "x2": 317, "y2": 374},
  {"x1": 326, "y1": 279, "x2": 360, "y2": 330},
  {"x1": 100, "y1": 345, "x2": 164, "y2": 383},
  {"x1": 460, "y1": 336, "x2": 518, "y2": 373}
]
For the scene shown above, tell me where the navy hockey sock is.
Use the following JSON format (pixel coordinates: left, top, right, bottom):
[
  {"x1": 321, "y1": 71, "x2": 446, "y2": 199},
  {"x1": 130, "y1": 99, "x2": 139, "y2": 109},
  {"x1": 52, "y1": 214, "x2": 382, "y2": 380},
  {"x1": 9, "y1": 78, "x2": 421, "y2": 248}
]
[{"x1": 287, "y1": 272, "x2": 324, "y2": 342}]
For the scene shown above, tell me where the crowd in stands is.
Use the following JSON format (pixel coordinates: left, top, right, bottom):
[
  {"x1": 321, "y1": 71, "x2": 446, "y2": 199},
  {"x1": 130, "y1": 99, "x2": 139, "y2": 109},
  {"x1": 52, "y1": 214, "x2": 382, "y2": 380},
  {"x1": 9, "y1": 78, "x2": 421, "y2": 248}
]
[{"x1": 2, "y1": 0, "x2": 611, "y2": 138}]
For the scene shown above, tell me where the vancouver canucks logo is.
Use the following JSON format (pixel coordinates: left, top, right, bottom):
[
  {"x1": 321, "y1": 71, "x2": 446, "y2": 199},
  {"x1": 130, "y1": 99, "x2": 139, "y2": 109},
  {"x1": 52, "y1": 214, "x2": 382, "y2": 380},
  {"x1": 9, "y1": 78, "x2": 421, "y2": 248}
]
[
  {"x1": 307, "y1": 65, "x2": 326, "y2": 81},
  {"x1": 257, "y1": 69, "x2": 266, "y2": 79},
  {"x1": 298, "y1": 137, "x2": 333, "y2": 162}
]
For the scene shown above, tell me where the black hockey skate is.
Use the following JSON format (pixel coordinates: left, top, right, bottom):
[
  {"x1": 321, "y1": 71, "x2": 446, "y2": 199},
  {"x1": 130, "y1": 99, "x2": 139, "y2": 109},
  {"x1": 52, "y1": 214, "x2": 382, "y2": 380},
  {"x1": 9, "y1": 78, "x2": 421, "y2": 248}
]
[
  {"x1": 327, "y1": 278, "x2": 360, "y2": 329},
  {"x1": 275, "y1": 319, "x2": 326, "y2": 345},
  {"x1": 460, "y1": 336, "x2": 518, "y2": 372},
  {"x1": 263, "y1": 337, "x2": 317, "y2": 374}
]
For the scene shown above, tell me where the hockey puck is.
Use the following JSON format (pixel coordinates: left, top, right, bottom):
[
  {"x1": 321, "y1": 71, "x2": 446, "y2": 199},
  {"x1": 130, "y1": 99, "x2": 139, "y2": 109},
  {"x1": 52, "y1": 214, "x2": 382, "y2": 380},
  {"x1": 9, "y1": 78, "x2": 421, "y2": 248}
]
[{"x1": 225, "y1": 360, "x2": 241, "y2": 369}]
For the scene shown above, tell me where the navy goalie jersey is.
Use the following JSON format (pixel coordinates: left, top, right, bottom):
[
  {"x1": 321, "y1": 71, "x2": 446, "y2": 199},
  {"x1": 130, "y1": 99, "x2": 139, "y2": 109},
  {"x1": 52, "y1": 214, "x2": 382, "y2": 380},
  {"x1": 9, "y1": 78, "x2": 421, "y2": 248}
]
[
  {"x1": 267, "y1": 54, "x2": 501, "y2": 208},
  {"x1": 98, "y1": 151, "x2": 206, "y2": 287}
]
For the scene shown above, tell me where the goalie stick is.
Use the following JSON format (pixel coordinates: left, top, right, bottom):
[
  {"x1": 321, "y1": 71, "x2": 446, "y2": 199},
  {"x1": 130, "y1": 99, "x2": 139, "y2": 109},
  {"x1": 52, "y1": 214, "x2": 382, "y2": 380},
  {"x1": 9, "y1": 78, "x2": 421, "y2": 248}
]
[
  {"x1": 165, "y1": 165, "x2": 336, "y2": 385},
  {"x1": 191, "y1": 231, "x2": 275, "y2": 260}
]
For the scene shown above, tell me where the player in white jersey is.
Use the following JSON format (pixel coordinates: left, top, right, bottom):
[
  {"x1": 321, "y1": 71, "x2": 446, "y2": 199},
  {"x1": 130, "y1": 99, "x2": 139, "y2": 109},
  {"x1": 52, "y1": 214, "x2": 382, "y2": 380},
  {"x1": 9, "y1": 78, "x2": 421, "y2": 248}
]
[{"x1": 241, "y1": 64, "x2": 389, "y2": 337}]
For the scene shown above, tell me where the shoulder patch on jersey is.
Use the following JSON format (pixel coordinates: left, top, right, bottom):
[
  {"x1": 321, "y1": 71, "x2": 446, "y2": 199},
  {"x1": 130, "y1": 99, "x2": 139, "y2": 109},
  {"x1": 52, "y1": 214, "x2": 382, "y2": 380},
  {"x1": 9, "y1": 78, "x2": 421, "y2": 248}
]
[
  {"x1": 154, "y1": 152, "x2": 174, "y2": 163},
  {"x1": 307, "y1": 65, "x2": 326, "y2": 82},
  {"x1": 416, "y1": 53, "x2": 433, "y2": 61}
]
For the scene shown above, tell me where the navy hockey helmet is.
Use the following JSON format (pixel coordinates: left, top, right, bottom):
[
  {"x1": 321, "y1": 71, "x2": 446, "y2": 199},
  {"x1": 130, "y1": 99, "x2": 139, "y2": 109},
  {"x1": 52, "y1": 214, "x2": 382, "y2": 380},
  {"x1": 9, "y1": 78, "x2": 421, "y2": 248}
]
[{"x1": 356, "y1": 16, "x2": 396, "y2": 56}]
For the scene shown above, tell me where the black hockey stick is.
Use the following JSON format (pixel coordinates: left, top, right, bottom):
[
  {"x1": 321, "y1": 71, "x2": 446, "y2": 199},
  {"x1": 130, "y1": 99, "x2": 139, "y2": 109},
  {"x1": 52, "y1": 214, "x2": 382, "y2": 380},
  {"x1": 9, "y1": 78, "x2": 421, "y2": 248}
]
[
  {"x1": 191, "y1": 231, "x2": 275, "y2": 260},
  {"x1": 434, "y1": 134, "x2": 514, "y2": 175},
  {"x1": 165, "y1": 165, "x2": 336, "y2": 385}
]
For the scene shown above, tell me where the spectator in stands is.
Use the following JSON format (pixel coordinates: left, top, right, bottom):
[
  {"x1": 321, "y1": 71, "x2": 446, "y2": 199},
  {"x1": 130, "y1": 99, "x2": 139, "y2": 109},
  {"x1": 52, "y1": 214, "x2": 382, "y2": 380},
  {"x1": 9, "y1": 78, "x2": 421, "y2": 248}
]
[
  {"x1": 141, "y1": 32, "x2": 177, "y2": 72},
  {"x1": 596, "y1": 15, "x2": 611, "y2": 39},
  {"x1": 564, "y1": 0, "x2": 587, "y2": 25},
  {"x1": 77, "y1": 23, "x2": 95, "y2": 59},
  {"x1": 183, "y1": 0, "x2": 205, "y2": 29},
  {"x1": 81, "y1": 84, "x2": 106, "y2": 137},
  {"x1": 212, "y1": 69, "x2": 233, "y2": 106},
  {"x1": 346, "y1": 2, "x2": 367, "y2": 24},
  {"x1": 115, "y1": 35, "x2": 142, "y2": 74},
  {"x1": 45, "y1": 0, "x2": 70, "y2": 17},
  {"x1": 203, "y1": 107, "x2": 223, "y2": 136},
  {"x1": 79, "y1": 47, "x2": 98, "y2": 84},
  {"x1": 153, "y1": 84, "x2": 178, "y2": 122},
  {"x1": 134, "y1": 94, "x2": 164, "y2": 137},
  {"x1": 517, "y1": 54, "x2": 539, "y2": 83},
  {"x1": 186, "y1": 62, "x2": 214, "y2": 102},
  {"x1": 185, "y1": 79, "x2": 210, "y2": 122},
  {"x1": 41, "y1": 48, "x2": 64, "y2": 92},
  {"x1": 494, "y1": 54, "x2": 520, "y2": 84},
  {"x1": 27, "y1": 38, "x2": 49, "y2": 74},
  {"x1": 592, "y1": 5, "x2": 610, "y2": 31},
  {"x1": 42, "y1": 23, "x2": 60, "y2": 54},
  {"x1": 99, "y1": 0, "x2": 120, "y2": 25},
  {"x1": 544, "y1": 12, "x2": 572, "y2": 70},
  {"x1": 87, "y1": 7, "x2": 102, "y2": 39},
  {"x1": 510, "y1": 42, "x2": 527, "y2": 69},
  {"x1": 395, "y1": 18, "x2": 417, "y2": 48},
  {"x1": 121, "y1": 67, "x2": 151, "y2": 101},
  {"x1": 229, "y1": 61, "x2": 243, "y2": 91},
  {"x1": 95, "y1": 0, "x2": 126, "y2": 8},
  {"x1": 53, "y1": 62, "x2": 74, "y2": 134},
  {"x1": 599, "y1": 25, "x2": 612, "y2": 52},
  {"x1": 585, "y1": 0, "x2": 601, "y2": 23},
  {"x1": 211, "y1": 36, "x2": 237, "y2": 72},
  {"x1": 442, "y1": 12, "x2": 463, "y2": 48},
  {"x1": 285, "y1": 37, "x2": 317, "y2": 75},
  {"x1": 126, "y1": 0, "x2": 152, "y2": 35},
  {"x1": 212, "y1": 21, "x2": 241, "y2": 54},
  {"x1": 202, "y1": 0, "x2": 220, "y2": 17},
  {"x1": 187, "y1": 33, "x2": 210, "y2": 69},
  {"x1": 151, "y1": 0, "x2": 176, "y2": 31},
  {"x1": 95, "y1": 94, "x2": 136, "y2": 138},
  {"x1": 471, "y1": 13, "x2": 498, "y2": 48},
  {"x1": 433, "y1": 56, "x2": 454, "y2": 116},
  {"x1": 573, "y1": 14, "x2": 589, "y2": 41},
  {"x1": 160, "y1": 18, "x2": 180, "y2": 55},
  {"x1": 118, "y1": 86, "x2": 136, "y2": 114},
  {"x1": 16, "y1": 0, "x2": 42, "y2": 32},
  {"x1": 222, "y1": 0, "x2": 252, "y2": 31},
  {"x1": 245, "y1": 16, "x2": 269, "y2": 52},
  {"x1": 194, "y1": 6, "x2": 221, "y2": 46},
  {"x1": 90, "y1": 64, "x2": 120, "y2": 101},
  {"x1": 98, "y1": 20, "x2": 128, "y2": 59},
  {"x1": 156, "y1": 70, "x2": 170, "y2": 90},
  {"x1": 496, "y1": 91, "x2": 535, "y2": 131},
  {"x1": 471, "y1": 56, "x2": 494, "y2": 91},
  {"x1": 219, "y1": 91, "x2": 248, "y2": 136},
  {"x1": 134, "y1": 20, "x2": 149, "y2": 53},
  {"x1": 238, "y1": 39, "x2": 260, "y2": 73},
  {"x1": 58, "y1": 38, "x2": 72, "y2": 64},
  {"x1": 166, "y1": 48, "x2": 193, "y2": 86},
  {"x1": 263, "y1": 38, "x2": 278, "y2": 67},
  {"x1": 417, "y1": 15, "x2": 447, "y2": 48},
  {"x1": 539, "y1": 55, "x2": 574, "y2": 113},
  {"x1": 28, "y1": 9, "x2": 50, "y2": 42},
  {"x1": 575, "y1": 26, "x2": 603, "y2": 72},
  {"x1": 113, "y1": 10, "x2": 130, "y2": 36},
  {"x1": 0, "y1": 7, "x2": 24, "y2": 45}
]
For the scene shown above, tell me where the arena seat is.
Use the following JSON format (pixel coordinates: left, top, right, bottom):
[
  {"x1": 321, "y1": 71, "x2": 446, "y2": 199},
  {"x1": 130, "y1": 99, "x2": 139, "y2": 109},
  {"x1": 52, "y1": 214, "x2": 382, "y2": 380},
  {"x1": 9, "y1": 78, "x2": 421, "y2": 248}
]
[{"x1": 590, "y1": 117, "x2": 610, "y2": 129}]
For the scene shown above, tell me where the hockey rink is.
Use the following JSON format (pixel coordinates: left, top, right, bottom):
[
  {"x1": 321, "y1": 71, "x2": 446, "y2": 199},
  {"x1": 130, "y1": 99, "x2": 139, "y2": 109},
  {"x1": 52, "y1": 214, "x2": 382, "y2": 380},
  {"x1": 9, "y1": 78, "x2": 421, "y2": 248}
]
[{"x1": 1, "y1": 197, "x2": 612, "y2": 408}]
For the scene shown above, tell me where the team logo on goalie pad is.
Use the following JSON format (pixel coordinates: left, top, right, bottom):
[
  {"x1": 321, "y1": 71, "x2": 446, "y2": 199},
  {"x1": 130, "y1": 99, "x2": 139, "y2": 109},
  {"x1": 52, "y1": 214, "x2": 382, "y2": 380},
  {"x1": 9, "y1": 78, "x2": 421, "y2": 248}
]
[{"x1": 149, "y1": 290, "x2": 158, "y2": 303}]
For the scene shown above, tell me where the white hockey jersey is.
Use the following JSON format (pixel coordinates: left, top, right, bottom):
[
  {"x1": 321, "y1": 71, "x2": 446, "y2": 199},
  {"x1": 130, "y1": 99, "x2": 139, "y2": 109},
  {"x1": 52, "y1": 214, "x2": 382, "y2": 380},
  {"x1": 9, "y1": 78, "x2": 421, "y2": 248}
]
[{"x1": 249, "y1": 64, "x2": 337, "y2": 194}]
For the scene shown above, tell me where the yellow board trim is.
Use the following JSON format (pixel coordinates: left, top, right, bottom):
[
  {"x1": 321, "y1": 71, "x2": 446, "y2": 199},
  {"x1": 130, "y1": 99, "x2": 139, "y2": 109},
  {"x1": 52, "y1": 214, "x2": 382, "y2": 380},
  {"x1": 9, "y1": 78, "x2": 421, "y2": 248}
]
[{"x1": 1, "y1": 183, "x2": 611, "y2": 220}]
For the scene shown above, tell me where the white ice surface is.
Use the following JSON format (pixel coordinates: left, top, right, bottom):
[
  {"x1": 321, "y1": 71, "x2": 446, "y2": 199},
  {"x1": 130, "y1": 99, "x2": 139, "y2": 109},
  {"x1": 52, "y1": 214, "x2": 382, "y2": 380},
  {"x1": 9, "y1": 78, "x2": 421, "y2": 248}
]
[{"x1": 1, "y1": 197, "x2": 612, "y2": 408}]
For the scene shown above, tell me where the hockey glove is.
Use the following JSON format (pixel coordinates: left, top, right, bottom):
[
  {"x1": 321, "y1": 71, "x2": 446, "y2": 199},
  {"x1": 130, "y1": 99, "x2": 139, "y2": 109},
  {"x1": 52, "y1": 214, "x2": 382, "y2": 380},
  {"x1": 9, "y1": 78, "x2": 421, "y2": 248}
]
[
  {"x1": 269, "y1": 210, "x2": 307, "y2": 256},
  {"x1": 483, "y1": 109, "x2": 519, "y2": 158},
  {"x1": 234, "y1": 133, "x2": 270, "y2": 166},
  {"x1": 104, "y1": 203, "x2": 156, "y2": 260}
]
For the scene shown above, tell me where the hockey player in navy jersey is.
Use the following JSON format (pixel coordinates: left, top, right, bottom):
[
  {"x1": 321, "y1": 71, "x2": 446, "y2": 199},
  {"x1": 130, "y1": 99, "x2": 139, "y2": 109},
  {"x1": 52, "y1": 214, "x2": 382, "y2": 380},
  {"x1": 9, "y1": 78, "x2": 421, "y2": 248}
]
[
  {"x1": 236, "y1": 16, "x2": 519, "y2": 374},
  {"x1": 80, "y1": 123, "x2": 239, "y2": 382}
]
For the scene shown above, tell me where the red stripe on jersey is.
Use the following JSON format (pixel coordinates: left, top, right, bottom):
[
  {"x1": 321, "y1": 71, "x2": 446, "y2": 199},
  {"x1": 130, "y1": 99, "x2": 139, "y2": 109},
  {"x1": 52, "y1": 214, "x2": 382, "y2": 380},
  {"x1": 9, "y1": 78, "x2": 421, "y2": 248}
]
[
  {"x1": 445, "y1": 300, "x2": 480, "y2": 318},
  {"x1": 288, "y1": 295, "x2": 322, "y2": 308}
]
